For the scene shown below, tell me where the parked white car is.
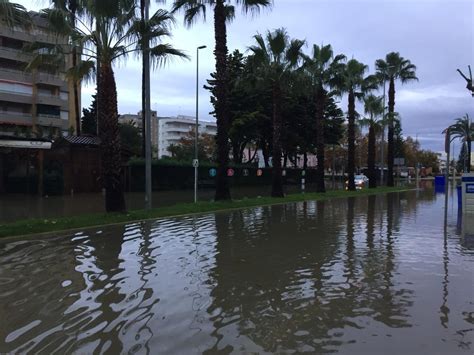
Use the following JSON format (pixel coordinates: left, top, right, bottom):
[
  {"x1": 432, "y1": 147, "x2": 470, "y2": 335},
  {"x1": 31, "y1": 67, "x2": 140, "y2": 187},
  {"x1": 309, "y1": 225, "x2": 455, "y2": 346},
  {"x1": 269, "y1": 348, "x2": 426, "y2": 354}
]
[{"x1": 346, "y1": 174, "x2": 369, "y2": 190}]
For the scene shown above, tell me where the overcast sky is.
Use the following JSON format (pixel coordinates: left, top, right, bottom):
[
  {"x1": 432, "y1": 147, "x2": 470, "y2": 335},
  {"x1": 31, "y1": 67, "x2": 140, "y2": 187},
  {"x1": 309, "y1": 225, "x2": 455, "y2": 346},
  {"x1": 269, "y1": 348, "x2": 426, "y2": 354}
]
[{"x1": 17, "y1": 0, "x2": 474, "y2": 154}]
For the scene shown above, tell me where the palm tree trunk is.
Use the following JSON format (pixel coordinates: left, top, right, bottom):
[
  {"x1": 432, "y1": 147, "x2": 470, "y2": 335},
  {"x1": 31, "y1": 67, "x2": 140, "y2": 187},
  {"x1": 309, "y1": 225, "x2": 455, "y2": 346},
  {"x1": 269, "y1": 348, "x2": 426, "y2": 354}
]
[
  {"x1": 213, "y1": 0, "x2": 231, "y2": 200},
  {"x1": 315, "y1": 88, "x2": 326, "y2": 193},
  {"x1": 368, "y1": 123, "x2": 376, "y2": 188},
  {"x1": 98, "y1": 62, "x2": 126, "y2": 213},
  {"x1": 69, "y1": 1, "x2": 80, "y2": 135},
  {"x1": 271, "y1": 82, "x2": 284, "y2": 197},
  {"x1": 387, "y1": 77, "x2": 396, "y2": 186},
  {"x1": 347, "y1": 89, "x2": 356, "y2": 191}
]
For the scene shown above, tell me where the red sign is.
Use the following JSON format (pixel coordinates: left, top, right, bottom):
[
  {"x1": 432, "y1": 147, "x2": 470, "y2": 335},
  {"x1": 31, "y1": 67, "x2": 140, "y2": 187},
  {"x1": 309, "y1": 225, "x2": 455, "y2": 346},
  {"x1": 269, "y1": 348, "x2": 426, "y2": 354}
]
[
  {"x1": 257, "y1": 169, "x2": 263, "y2": 177},
  {"x1": 227, "y1": 168, "x2": 235, "y2": 177}
]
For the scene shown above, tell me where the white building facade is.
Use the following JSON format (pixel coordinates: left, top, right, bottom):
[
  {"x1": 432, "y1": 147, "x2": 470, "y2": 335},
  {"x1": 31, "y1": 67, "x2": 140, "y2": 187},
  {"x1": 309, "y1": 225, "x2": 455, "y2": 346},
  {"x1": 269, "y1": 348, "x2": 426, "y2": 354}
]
[
  {"x1": 118, "y1": 110, "x2": 158, "y2": 154},
  {"x1": 157, "y1": 115, "x2": 217, "y2": 158}
]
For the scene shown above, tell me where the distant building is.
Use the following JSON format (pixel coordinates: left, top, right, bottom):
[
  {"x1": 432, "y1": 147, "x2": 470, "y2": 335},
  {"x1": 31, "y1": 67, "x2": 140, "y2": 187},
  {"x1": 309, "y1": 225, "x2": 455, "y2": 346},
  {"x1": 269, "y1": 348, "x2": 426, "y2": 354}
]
[
  {"x1": 157, "y1": 115, "x2": 217, "y2": 158},
  {"x1": 118, "y1": 110, "x2": 158, "y2": 153},
  {"x1": 0, "y1": 11, "x2": 80, "y2": 138}
]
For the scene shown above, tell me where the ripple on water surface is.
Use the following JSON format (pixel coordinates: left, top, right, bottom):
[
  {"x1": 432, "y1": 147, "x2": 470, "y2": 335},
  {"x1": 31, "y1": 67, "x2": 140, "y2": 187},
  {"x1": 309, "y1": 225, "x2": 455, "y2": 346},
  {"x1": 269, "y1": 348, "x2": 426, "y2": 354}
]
[{"x1": 0, "y1": 190, "x2": 473, "y2": 354}]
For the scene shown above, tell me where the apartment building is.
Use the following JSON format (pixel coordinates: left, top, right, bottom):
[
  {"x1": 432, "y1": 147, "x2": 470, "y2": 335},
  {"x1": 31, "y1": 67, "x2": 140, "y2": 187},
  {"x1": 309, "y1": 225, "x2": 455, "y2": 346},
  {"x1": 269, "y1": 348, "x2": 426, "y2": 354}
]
[
  {"x1": 157, "y1": 115, "x2": 217, "y2": 158},
  {"x1": 0, "y1": 11, "x2": 79, "y2": 138},
  {"x1": 118, "y1": 110, "x2": 158, "y2": 152}
]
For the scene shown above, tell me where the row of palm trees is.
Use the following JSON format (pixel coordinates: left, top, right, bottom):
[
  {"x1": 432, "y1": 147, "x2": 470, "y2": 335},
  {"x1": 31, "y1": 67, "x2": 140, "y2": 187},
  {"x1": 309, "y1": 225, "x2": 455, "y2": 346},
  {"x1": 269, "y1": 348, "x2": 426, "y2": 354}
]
[
  {"x1": 2, "y1": 0, "x2": 417, "y2": 212},
  {"x1": 244, "y1": 28, "x2": 417, "y2": 196}
]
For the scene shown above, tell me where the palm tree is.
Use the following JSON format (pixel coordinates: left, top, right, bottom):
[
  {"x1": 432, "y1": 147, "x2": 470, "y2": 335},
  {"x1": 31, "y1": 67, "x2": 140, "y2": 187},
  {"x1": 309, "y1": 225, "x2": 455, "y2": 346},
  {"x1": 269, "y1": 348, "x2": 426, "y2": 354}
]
[
  {"x1": 449, "y1": 114, "x2": 473, "y2": 172},
  {"x1": 457, "y1": 65, "x2": 473, "y2": 97},
  {"x1": 302, "y1": 44, "x2": 345, "y2": 193},
  {"x1": 172, "y1": 0, "x2": 272, "y2": 201},
  {"x1": 0, "y1": 0, "x2": 31, "y2": 28},
  {"x1": 130, "y1": 0, "x2": 188, "y2": 161},
  {"x1": 376, "y1": 52, "x2": 417, "y2": 187},
  {"x1": 39, "y1": 0, "x2": 184, "y2": 212},
  {"x1": 360, "y1": 94, "x2": 384, "y2": 188},
  {"x1": 336, "y1": 59, "x2": 377, "y2": 191},
  {"x1": 249, "y1": 28, "x2": 305, "y2": 197}
]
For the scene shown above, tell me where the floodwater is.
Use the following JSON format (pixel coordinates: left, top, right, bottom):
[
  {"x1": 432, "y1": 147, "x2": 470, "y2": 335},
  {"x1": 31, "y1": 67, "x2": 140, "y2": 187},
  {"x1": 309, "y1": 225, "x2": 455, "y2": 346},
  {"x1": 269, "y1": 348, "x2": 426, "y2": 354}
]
[
  {"x1": 0, "y1": 184, "x2": 321, "y2": 222},
  {"x1": 0, "y1": 187, "x2": 473, "y2": 354}
]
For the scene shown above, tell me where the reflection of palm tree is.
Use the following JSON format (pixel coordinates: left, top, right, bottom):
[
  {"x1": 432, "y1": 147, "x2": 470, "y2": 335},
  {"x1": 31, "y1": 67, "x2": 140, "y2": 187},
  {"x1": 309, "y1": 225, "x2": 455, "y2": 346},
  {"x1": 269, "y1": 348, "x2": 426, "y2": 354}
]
[
  {"x1": 440, "y1": 206, "x2": 450, "y2": 328},
  {"x1": 344, "y1": 197, "x2": 357, "y2": 284},
  {"x1": 85, "y1": 225, "x2": 126, "y2": 353},
  {"x1": 207, "y1": 204, "x2": 344, "y2": 353},
  {"x1": 366, "y1": 195, "x2": 376, "y2": 249}
]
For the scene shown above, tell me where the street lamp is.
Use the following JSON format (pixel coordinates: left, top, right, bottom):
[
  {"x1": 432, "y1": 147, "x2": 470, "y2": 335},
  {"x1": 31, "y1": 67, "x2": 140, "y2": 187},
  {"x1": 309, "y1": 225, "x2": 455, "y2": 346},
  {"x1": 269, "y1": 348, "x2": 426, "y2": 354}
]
[{"x1": 194, "y1": 45, "x2": 207, "y2": 203}]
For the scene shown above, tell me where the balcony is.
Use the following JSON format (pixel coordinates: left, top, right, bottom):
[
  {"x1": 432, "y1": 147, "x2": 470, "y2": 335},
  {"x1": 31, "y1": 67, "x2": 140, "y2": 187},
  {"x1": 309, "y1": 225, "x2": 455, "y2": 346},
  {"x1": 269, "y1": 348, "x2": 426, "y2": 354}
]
[
  {"x1": 0, "y1": 46, "x2": 32, "y2": 63},
  {"x1": 0, "y1": 88, "x2": 32, "y2": 104},
  {"x1": 0, "y1": 111, "x2": 32, "y2": 126},
  {"x1": 37, "y1": 114, "x2": 67, "y2": 129},
  {"x1": 0, "y1": 67, "x2": 65, "y2": 86},
  {"x1": 36, "y1": 71, "x2": 65, "y2": 86},
  {"x1": 37, "y1": 92, "x2": 66, "y2": 107},
  {"x1": 0, "y1": 67, "x2": 32, "y2": 83}
]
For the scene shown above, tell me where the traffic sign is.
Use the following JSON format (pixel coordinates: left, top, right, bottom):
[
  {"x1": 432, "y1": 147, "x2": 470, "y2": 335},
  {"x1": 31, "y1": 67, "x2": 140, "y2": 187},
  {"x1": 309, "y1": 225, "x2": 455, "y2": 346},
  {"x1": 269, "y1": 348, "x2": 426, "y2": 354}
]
[
  {"x1": 192, "y1": 159, "x2": 199, "y2": 168},
  {"x1": 209, "y1": 168, "x2": 217, "y2": 177}
]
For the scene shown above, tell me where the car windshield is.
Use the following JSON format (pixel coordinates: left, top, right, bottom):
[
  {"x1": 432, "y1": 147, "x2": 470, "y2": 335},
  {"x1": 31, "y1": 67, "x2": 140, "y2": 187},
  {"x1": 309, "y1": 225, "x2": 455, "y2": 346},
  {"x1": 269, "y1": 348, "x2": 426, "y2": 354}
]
[{"x1": 355, "y1": 175, "x2": 366, "y2": 179}]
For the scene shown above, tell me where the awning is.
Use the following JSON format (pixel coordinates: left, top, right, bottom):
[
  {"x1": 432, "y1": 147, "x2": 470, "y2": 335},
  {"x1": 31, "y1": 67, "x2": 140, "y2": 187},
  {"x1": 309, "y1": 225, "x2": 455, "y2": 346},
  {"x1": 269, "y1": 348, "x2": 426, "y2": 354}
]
[{"x1": 0, "y1": 139, "x2": 52, "y2": 149}]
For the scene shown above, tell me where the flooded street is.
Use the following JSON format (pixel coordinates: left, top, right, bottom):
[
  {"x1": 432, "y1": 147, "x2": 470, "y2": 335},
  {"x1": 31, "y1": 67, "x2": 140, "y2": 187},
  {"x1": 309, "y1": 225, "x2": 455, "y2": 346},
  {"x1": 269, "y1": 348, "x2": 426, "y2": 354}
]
[
  {"x1": 0, "y1": 188, "x2": 473, "y2": 354},
  {"x1": 0, "y1": 184, "x2": 323, "y2": 222}
]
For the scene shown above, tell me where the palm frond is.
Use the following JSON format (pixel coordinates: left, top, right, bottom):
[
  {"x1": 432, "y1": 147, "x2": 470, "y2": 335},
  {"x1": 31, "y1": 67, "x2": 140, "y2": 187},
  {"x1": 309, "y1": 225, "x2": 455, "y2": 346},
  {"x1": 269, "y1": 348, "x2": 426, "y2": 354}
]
[
  {"x1": 0, "y1": 0, "x2": 32, "y2": 29},
  {"x1": 149, "y1": 44, "x2": 190, "y2": 68}
]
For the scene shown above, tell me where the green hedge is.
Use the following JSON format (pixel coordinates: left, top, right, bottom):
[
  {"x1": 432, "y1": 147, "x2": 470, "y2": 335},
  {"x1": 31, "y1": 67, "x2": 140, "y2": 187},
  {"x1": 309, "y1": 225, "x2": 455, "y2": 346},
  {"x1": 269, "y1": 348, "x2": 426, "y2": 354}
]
[{"x1": 126, "y1": 163, "x2": 316, "y2": 192}]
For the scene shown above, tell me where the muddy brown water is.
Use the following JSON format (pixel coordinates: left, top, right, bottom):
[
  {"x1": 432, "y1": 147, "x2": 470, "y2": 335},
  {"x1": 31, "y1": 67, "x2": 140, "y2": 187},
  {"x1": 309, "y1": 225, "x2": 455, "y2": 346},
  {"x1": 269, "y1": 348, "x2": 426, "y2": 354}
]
[{"x1": 0, "y1": 187, "x2": 472, "y2": 354}]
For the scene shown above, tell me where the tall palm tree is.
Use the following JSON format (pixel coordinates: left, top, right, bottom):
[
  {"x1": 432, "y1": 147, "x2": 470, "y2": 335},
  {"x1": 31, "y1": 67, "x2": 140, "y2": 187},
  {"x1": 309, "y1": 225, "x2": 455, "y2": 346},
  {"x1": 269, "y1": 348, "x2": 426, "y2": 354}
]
[
  {"x1": 39, "y1": 0, "x2": 184, "y2": 212},
  {"x1": 172, "y1": 0, "x2": 272, "y2": 201},
  {"x1": 360, "y1": 94, "x2": 384, "y2": 188},
  {"x1": 449, "y1": 114, "x2": 473, "y2": 172},
  {"x1": 336, "y1": 59, "x2": 377, "y2": 191},
  {"x1": 249, "y1": 28, "x2": 305, "y2": 197},
  {"x1": 131, "y1": 0, "x2": 188, "y2": 154},
  {"x1": 302, "y1": 44, "x2": 345, "y2": 193},
  {"x1": 376, "y1": 52, "x2": 417, "y2": 186}
]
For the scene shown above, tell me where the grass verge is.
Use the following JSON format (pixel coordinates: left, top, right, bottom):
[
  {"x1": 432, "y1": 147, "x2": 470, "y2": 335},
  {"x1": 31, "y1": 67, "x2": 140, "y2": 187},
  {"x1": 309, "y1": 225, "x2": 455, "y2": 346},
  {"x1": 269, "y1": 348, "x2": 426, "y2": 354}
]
[{"x1": 0, "y1": 186, "x2": 410, "y2": 239}]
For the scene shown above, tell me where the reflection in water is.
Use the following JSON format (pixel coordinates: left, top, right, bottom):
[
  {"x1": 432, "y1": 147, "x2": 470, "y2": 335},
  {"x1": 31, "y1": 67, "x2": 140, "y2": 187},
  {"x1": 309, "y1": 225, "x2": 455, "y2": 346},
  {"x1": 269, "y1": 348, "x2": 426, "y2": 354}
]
[{"x1": 0, "y1": 189, "x2": 473, "y2": 354}]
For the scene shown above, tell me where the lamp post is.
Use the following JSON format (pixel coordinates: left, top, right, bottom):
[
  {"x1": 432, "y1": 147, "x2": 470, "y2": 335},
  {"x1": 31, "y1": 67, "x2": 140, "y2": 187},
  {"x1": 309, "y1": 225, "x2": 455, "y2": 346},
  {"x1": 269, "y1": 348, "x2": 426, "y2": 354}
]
[{"x1": 194, "y1": 45, "x2": 207, "y2": 203}]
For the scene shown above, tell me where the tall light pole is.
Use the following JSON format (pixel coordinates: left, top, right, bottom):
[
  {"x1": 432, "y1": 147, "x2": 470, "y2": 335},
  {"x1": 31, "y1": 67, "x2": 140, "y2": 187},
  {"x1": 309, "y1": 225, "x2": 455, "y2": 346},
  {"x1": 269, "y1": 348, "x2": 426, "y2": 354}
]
[{"x1": 194, "y1": 45, "x2": 207, "y2": 203}]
